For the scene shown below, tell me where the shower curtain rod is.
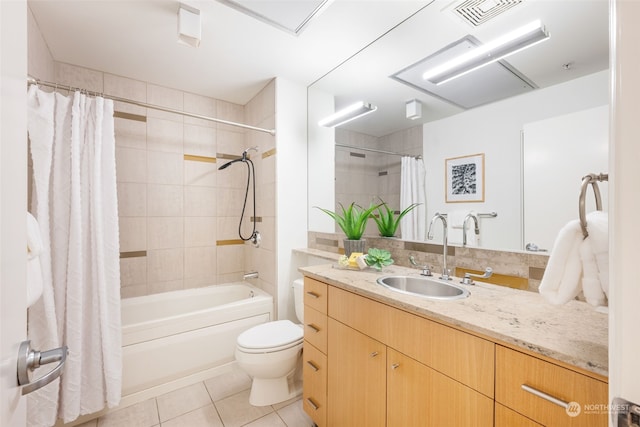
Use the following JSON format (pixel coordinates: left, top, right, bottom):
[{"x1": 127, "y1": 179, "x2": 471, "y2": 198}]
[
  {"x1": 26, "y1": 77, "x2": 276, "y2": 136},
  {"x1": 336, "y1": 143, "x2": 422, "y2": 159}
]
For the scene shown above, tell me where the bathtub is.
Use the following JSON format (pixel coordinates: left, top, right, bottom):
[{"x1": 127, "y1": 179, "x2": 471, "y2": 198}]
[{"x1": 120, "y1": 282, "x2": 273, "y2": 399}]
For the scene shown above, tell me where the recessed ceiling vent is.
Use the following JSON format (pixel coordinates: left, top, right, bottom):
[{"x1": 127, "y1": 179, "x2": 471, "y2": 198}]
[{"x1": 451, "y1": 0, "x2": 523, "y2": 27}]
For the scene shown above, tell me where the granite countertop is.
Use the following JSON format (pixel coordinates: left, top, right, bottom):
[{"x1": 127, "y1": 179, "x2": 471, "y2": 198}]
[{"x1": 298, "y1": 260, "x2": 608, "y2": 378}]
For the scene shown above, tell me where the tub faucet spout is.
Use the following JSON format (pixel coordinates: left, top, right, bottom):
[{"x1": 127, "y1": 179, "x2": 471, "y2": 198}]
[
  {"x1": 427, "y1": 213, "x2": 451, "y2": 280},
  {"x1": 243, "y1": 271, "x2": 259, "y2": 280}
]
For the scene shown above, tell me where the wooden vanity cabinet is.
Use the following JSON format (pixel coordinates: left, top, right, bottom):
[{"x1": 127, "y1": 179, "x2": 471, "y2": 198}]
[
  {"x1": 302, "y1": 276, "x2": 608, "y2": 427},
  {"x1": 302, "y1": 278, "x2": 329, "y2": 426}
]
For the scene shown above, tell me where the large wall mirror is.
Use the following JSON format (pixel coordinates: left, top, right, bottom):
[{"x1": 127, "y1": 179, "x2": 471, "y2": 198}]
[{"x1": 308, "y1": 0, "x2": 609, "y2": 252}]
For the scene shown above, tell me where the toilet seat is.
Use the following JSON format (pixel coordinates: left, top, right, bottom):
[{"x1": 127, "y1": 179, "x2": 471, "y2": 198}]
[{"x1": 237, "y1": 320, "x2": 303, "y2": 354}]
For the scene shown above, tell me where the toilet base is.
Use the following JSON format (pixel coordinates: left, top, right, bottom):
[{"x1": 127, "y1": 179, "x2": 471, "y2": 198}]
[{"x1": 249, "y1": 371, "x2": 302, "y2": 406}]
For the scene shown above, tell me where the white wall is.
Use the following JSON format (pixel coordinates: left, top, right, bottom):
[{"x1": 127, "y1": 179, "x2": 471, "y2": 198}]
[
  {"x1": 423, "y1": 70, "x2": 608, "y2": 250},
  {"x1": 610, "y1": 0, "x2": 640, "y2": 412},
  {"x1": 275, "y1": 78, "x2": 308, "y2": 321}
]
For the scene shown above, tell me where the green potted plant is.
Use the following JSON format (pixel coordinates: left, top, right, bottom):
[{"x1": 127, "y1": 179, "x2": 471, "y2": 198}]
[
  {"x1": 371, "y1": 199, "x2": 421, "y2": 238},
  {"x1": 364, "y1": 248, "x2": 394, "y2": 271},
  {"x1": 314, "y1": 202, "x2": 381, "y2": 256}
]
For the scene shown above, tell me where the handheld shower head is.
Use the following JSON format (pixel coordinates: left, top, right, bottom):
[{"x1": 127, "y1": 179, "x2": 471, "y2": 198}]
[{"x1": 217, "y1": 158, "x2": 243, "y2": 170}]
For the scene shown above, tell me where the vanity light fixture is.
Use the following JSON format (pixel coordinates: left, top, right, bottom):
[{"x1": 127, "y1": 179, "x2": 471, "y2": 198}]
[
  {"x1": 177, "y1": 3, "x2": 201, "y2": 47},
  {"x1": 318, "y1": 101, "x2": 377, "y2": 127},
  {"x1": 422, "y1": 20, "x2": 549, "y2": 85}
]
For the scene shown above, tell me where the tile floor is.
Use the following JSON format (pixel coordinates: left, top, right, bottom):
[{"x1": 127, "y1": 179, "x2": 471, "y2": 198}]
[{"x1": 75, "y1": 366, "x2": 314, "y2": 427}]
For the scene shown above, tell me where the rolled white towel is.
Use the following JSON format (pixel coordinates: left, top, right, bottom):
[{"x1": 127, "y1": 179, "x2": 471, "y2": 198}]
[
  {"x1": 26, "y1": 212, "x2": 44, "y2": 307},
  {"x1": 539, "y1": 218, "x2": 583, "y2": 305}
]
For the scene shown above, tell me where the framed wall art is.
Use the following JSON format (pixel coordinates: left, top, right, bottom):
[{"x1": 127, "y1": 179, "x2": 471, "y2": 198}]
[{"x1": 445, "y1": 153, "x2": 485, "y2": 203}]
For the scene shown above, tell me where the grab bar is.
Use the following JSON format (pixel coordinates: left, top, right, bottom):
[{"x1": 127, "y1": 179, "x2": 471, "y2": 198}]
[{"x1": 579, "y1": 173, "x2": 608, "y2": 239}]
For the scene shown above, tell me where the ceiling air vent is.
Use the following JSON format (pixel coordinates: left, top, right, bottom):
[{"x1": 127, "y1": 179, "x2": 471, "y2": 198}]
[{"x1": 452, "y1": 0, "x2": 523, "y2": 27}]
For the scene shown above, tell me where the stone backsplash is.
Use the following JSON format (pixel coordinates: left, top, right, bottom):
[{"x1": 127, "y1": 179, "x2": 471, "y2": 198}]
[{"x1": 308, "y1": 231, "x2": 549, "y2": 293}]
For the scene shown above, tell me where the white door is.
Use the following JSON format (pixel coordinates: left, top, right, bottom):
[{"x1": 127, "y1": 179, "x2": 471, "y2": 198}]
[{"x1": 0, "y1": 0, "x2": 28, "y2": 425}]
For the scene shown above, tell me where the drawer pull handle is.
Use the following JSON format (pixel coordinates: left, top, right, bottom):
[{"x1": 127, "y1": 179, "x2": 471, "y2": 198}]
[
  {"x1": 370, "y1": 351, "x2": 379, "y2": 358},
  {"x1": 306, "y1": 397, "x2": 319, "y2": 411},
  {"x1": 521, "y1": 384, "x2": 570, "y2": 409},
  {"x1": 391, "y1": 363, "x2": 400, "y2": 370},
  {"x1": 306, "y1": 291, "x2": 320, "y2": 299},
  {"x1": 306, "y1": 324, "x2": 320, "y2": 333},
  {"x1": 306, "y1": 360, "x2": 319, "y2": 372}
]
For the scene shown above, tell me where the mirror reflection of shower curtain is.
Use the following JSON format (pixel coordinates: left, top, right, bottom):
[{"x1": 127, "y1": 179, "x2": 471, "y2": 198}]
[
  {"x1": 400, "y1": 156, "x2": 426, "y2": 240},
  {"x1": 27, "y1": 86, "x2": 121, "y2": 425}
]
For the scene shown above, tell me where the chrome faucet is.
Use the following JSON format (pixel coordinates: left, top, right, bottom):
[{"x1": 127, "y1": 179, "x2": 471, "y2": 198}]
[
  {"x1": 462, "y1": 213, "x2": 479, "y2": 247},
  {"x1": 427, "y1": 213, "x2": 451, "y2": 280}
]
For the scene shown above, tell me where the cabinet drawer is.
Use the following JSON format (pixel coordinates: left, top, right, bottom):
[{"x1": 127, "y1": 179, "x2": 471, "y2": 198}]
[
  {"x1": 303, "y1": 342, "x2": 327, "y2": 427},
  {"x1": 304, "y1": 277, "x2": 328, "y2": 314},
  {"x1": 496, "y1": 346, "x2": 607, "y2": 427},
  {"x1": 304, "y1": 306, "x2": 327, "y2": 354}
]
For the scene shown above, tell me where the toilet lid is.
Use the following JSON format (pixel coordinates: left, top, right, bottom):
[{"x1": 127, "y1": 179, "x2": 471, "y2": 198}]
[{"x1": 237, "y1": 320, "x2": 303, "y2": 350}]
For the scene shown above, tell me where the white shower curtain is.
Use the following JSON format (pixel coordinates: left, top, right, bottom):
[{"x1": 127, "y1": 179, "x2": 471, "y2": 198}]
[
  {"x1": 400, "y1": 156, "x2": 426, "y2": 241},
  {"x1": 27, "y1": 85, "x2": 121, "y2": 425}
]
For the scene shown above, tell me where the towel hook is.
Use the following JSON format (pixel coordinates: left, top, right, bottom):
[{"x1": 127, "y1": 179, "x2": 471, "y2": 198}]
[{"x1": 579, "y1": 173, "x2": 608, "y2": 239}]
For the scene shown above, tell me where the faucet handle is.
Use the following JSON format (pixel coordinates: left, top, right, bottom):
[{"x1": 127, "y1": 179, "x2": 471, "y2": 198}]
[
  {"x1": 409, "y1": 255, "x2": 433, "y2": 276},
  {"x1": 460, "y1": 267, "x2": 493, "y2": 285}
]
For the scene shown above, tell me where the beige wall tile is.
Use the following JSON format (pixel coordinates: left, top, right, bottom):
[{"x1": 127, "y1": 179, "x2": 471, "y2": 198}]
[
  {"x1": 103, "y1": 73, "x2": 147, "y2": 116},
  {"x1": 184, "y1": 124, "x2": 216, "y2": 157},
  {"x1": 147, "y1": 117, "x2": 184, "y2": 153},
  {"x1": 148, "y1": 217, "x2": 184, "y2": 250},
  {"x1": 184, "y1": 92, "x2": 217, "y2": 128},
  {"x1": 147, "y1": 248, "x2": 184, "y2": 282},
  {"x1": 185, "y1": 217, "x2": 216, "y2": 247},
  {"x1": 120, "y1": 283, "x2": 148, "y2": 299},
  {"x1": 184, "y1": 159, "x2": 216, "y2": 187},
  {"x1": 148, "y1": 279, "x2": 184, "y2": 295},
  {"x1": 115, "y1": 117, "x2": 147, "y2": 150},
  {"x1": 216, "y1": 217, "x2": 241, "y2": 241},
  {"x1": 119, "y1": 217, "x2": 147, "y2": 252},
  {"x1": 147, "y1": 151, "x2": 183, "y2": 185},
  {"x1": 217, "y1": 245, "x2": 244, "y2": 275},
  {"x1": 215, "y1": 129, "x2": 245, "y2": 158},
  {"x1": 54, "y1": 62, "x2": 103, "y2": 93},
  {"x1": 117, "y1": 182, "x2": 146, "y2": 217},
  {"x1": 120, "y1": 256, "x2": 147, "y2": 286},
  {"x1": 116, "y1": 147, "x2": 147, "y2": 183},
  {"x1": 185, "y1": 186, "x2": 217, "y2": 216},
  {"x1": 147, "y1": 184, "x2": 183, "y2": 217},
  {"x1": 216, "y1": 100, "x2": 244, "y2": 133},
  {"x1": 147, "y1": 84, "x2": 183, "y2": 122},
  {"x1": 184, "y1": 246, "x2": 216, "y2": 280},
  {"x1": 215, "y1": 188, "x2": 245, "y2": 217}
]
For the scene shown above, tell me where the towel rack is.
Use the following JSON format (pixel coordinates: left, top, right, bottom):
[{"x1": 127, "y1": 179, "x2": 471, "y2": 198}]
[{"x1": 579, "y1": 173, "x2": 608, "y2": 239}]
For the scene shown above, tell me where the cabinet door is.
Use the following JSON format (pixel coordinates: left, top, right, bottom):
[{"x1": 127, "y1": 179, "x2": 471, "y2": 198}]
[
  {"x1": 328, "y1": 318, "x2": 386, "y2": 427},
  {"x1": 387, "y1": 349, "x2": 493, "y2": 427},
  {"x1": 495, "y1": 403, "x2": 543, "y2": 427}
]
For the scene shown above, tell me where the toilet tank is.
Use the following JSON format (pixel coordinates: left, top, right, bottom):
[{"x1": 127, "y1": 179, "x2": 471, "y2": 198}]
[{"x1": 292, "y1": 278, "x2": 304, "y2": 322}]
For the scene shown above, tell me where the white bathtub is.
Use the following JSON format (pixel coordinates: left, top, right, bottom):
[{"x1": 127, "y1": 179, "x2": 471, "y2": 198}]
[{"x1": 120, "y1": 282, "x2": 273, "y2": 399}]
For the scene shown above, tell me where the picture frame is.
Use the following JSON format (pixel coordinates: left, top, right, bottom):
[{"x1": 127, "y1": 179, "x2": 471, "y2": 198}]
[{"x1": 445, "y1": 153, "x2": 485, "y2": 203}]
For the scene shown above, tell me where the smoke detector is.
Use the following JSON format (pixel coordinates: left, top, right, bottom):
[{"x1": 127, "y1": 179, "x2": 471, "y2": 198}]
[{"x1": 449, "y1": 0, "x2": 524, "y2": 27}]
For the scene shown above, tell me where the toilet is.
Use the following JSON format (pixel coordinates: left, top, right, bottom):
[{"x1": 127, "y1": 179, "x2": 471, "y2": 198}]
[{"x1": 235, "y1": 279, "x2": 305, "y2": 406}]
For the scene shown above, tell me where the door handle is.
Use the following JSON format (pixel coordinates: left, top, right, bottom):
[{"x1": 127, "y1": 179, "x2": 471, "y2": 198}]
[{"x1": 17, "y1": 340, "x2": 68, "y2": 395}]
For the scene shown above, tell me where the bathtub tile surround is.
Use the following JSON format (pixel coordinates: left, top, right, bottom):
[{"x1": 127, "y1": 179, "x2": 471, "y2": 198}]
[
  {"x1": 40, "y1": 62, "x2": 278, "y2": 299},
  {"x1": 308, "y1": 231, "x2": 549, "y2": 292},
  {"x1": 73, "y1": 366, "x2": 313, "y2": 427}
]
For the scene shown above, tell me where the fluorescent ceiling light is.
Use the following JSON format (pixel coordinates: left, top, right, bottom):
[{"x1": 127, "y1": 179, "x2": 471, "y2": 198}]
[
  {"x1": 318, "y1": 102, "x2": 377, "y2": 127},
  {"x1": 422, "y1": 20, "x2": 549, "y2": 85}
]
